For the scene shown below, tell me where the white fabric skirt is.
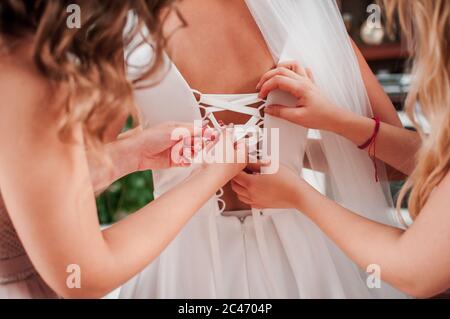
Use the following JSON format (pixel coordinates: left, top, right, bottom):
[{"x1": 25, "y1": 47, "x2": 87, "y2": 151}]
[{"x1": 120, "y1": 198, "x2": 407, "y2": 299}]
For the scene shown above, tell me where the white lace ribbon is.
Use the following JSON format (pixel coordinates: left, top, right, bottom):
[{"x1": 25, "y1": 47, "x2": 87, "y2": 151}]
[{"x1": 193, "y1": 90, "x2": 280, "y2": 297}]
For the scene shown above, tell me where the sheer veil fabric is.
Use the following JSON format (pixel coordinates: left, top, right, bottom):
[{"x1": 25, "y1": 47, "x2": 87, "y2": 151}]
[{"x1": 120, "y1": 0, "x2": 407, "y2": 299}]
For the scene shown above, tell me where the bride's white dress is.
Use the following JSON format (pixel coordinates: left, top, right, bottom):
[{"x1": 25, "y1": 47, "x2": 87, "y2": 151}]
[{"x1": 120, "y1": 0, "x2": 408, "y2": 299}]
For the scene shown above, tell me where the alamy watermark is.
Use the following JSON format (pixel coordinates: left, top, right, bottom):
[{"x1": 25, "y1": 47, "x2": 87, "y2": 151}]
[
  {"x1": 366, "y1": 264, "x2": 382, "y2": 289},
  {"x1": 66, "y1": 4, "x2": 81, "y2": 29},
  {"x1": 64, "y1": 3, "x2": 384, "y2": 31},
  {"x1": 366, "y1": 4, "x2": 382, "y2": 29},
  {"x1": 66, "y1": 264, "x2": 81, "y2": 289}
]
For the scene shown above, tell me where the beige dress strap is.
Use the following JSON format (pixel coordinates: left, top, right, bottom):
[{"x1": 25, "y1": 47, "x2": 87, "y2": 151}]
[{"x1": 0, "y1": 193, "x2": 57, "y2": 298}]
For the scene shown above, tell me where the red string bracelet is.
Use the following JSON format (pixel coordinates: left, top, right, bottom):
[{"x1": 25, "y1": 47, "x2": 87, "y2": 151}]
[{"x1": 358, "y1": 117, "x2": 381, "y2": 182}]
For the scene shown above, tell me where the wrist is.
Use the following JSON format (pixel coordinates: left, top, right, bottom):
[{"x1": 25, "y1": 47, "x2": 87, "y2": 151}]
[
  {"x1": 329, "y1": 107, "x2": 357, "y2": 135},
  {"x1": 292, "y1": 179, "x2": 318, "y2": 216},
  {"x1": 336, "y1": 112, "x2": 378, "y2": 146},
  {"x1": 109, "y1": 136, "x2": 141, "y2": 175},
  {"x1": 292, "y1": 178, "x2": 306, "y2": 211},
  {"x1": 203, "y1": 163, "x2": 241, "y2": 186}
]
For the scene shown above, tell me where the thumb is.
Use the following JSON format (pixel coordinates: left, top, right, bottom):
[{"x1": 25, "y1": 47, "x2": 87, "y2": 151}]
[
  {"x1": 265, "y1": 105, "x2": 298, "y2": 122},
  {"x1": 246, "y1": 160, "x2": 271, "y2": 174}
]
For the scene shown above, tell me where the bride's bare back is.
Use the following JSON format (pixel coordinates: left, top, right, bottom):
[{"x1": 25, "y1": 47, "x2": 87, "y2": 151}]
[{"x1": 164, "y1": 0, "x2": 275, "y2": 211}]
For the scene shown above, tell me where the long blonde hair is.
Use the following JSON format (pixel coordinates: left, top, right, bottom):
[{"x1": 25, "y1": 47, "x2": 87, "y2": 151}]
[{"x1": 383, "y1": 0, "x2": 450, "y2": 219}]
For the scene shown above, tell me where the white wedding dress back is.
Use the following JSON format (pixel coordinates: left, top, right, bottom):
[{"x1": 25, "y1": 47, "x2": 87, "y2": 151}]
[{"x1": 120, "y1": 0, "x2": 407, "y2": 299}]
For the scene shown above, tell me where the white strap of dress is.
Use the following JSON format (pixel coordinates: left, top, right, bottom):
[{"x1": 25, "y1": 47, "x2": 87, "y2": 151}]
[{"x1": 193, "y1": 90, "x2": 265, "y2": 134}]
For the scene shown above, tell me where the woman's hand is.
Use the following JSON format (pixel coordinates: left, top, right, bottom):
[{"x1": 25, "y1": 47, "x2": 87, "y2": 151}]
[
  {"x1": 122, "y1": 121, "x2": 214, "y2": 170},
  {"x1": 257, "y1": 61, "x2": 352, "y2": 132},
  {"x1": 231, "y1": 163, "x2": 312, "y2": 209},
  {"x1": 90, "y1": 121, "x2": 215, "y2": 192},
  {"x1": 199, "y1": 126, "x2": 248, "y2": 182}
]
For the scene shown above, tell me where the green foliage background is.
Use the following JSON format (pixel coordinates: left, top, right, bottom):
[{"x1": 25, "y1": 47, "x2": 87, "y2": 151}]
[
  {"x1": 96, "y1": 171, "x2": 154, "y2": 224},
  {"x1": 96, "y1": 117, "x2": 154, "y2": 225}
]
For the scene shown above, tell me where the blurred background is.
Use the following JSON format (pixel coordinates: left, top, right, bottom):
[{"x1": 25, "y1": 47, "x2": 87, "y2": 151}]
[{"x1": 338, "y1": 0, "x2": 411, "y2": 113}]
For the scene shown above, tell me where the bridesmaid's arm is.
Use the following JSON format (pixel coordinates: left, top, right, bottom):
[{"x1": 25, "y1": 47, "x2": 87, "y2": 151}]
[
  {"x1": 292, "y1": 172, "x2": 450, "y2": 298},
  {"x1": 0, "y1": 59, "x2": 241, "y2": 299},
  {"x1": 350, "y1": 39, "x2": 403, "y2": 128},
  {"x1": 332, "y1": 111, "x2": 420, "y2": 175},
  {"x1": 259, "y1": 58, "x2": 422, "y2": 176},
  {"x1": 351, "y1": 40, "x2": 411, "y2": 179},
  {"x1": 87, "y1": 132, "x2": 143, "y2": 194},
  {"x1": 232, "y1": 165, "x2": 450, "y2": 298},
  {"x1": 87, "y1": 122, "x2": 203, "y2": 193}
]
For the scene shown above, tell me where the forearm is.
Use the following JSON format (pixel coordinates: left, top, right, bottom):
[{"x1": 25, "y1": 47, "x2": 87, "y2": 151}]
[
  {"x1": 95, "y1": 165, "x2": 232, "y2": 295},
  {"x1": 88, "y1": 137, "x2": 140, "y2": 193},
  {"x1": 303, "y1": 137, "x2": 408, "y2": 180},
  {"x1": 53, "y1": 165, "x2": 232, "y2": 298},
  {"x1": 294, "y1": 185, "x2": 424, "y2": 295},
  {"x1": 333, "y1": 111, "x2": 421, "y2": 175}
]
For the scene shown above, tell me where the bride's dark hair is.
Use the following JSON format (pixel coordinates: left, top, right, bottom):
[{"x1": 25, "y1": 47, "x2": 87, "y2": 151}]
[{"x1": 0, "y1": 0, "x2": 176, "y2": 150}]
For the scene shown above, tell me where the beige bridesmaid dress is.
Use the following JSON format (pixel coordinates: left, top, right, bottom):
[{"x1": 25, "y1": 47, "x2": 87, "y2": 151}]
[{"x1": 0, "y1": 193, "x2": 57, "y2": 299}]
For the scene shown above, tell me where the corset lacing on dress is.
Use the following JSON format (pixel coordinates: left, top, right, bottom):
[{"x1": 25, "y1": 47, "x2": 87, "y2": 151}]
[
  {"x1": 193, "y1": 90, "x2": 281, "y2": 298},
  {"x1": 194, "y1": 90, "x2": 266, "y2": 215},
  {"x1": 0, "y1": 193, "x2": 38, "y2": 285}
]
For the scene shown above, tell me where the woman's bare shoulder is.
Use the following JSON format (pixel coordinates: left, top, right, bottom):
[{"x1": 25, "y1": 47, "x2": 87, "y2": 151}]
[
  {"x1": 423, "y1": 170, "x2": 450, "y2": 216},
  {"x1": 438, "y1": 170, "x2": 450, "y2": 192},
  {"x1": 0, "y1": 44, "x2": 56, "y2": 128},
  {"x1": 0, "y1": 44, "x2": 51, "y2": 99}
]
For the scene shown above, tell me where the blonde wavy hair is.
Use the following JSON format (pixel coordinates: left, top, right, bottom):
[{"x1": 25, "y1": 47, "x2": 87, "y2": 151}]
[
  {"x1": 0, "y1": 0, "x2": 178, "y2": 152},
  {"x1": 382, "y1": 0, "x2": 450, "y2": 219}
]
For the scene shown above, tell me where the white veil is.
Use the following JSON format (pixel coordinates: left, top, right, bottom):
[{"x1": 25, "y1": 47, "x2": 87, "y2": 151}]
[{"x1": 246, "y1": 0, "x2": 397, "y2": 226}]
